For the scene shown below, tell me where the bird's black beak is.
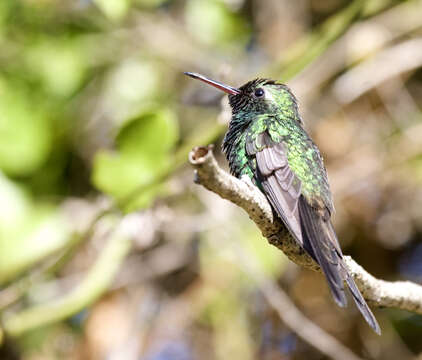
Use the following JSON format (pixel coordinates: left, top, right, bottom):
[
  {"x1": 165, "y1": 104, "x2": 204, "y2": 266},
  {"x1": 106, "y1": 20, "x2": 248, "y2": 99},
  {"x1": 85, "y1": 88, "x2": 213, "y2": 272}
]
[{"x1": 184, "y1": 72, "x2": 241, "y2": 95}]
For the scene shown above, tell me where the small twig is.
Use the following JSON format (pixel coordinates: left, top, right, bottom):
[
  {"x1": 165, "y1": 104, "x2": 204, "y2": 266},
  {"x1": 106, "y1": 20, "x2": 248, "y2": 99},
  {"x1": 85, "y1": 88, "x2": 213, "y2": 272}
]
[
  {"x1": 257, "y1": 276, "x2": 364, "y2": 360},
  {"x1": 345, "y1": 258, "x2": 422, "y2": 312},
  {"x1": 266, "y1": 0, "x2": 366, "y2": 79},
  {"x1": 333, "y1": 38, "x2": 422, "y2": 103},
  {"x1": 189, "y1": 146, "x2": 422, "y2": 313},
  {"x1": 2, "y1": 214, "x2": 133, "y2": 337}
]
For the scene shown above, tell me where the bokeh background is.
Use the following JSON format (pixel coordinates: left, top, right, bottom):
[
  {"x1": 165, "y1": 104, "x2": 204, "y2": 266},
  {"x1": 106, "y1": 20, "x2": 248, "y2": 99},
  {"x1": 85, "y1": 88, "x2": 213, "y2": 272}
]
[{"x1": 1, "y1": 0, "x2": 422, "y2": 359}]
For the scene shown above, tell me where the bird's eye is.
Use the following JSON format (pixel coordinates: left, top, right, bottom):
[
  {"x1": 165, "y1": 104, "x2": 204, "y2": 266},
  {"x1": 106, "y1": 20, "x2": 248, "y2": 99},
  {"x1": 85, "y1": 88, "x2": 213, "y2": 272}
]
[{"x1": 254, "y1": 88, "x2": 265, "y2": 98}]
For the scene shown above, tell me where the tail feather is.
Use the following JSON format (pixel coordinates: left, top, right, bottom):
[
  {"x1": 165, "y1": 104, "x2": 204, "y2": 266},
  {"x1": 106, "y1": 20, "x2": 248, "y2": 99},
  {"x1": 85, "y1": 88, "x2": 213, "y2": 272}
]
[
  {"x1": 298, "y1": 197, "x2": 347, "y2": 307},
  {"x1": 345, "y1": 272, "x2": 381, "y2": 335},
  {"x1": 298, "y1": 196, "x2": 381, "y2": 334}
]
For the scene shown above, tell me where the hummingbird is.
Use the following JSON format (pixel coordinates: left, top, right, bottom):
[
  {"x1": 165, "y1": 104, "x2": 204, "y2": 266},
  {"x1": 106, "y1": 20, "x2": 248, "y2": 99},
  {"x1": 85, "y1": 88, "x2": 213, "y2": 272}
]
[{"x1": 184, "y1": 72, "x2": 381, "y2": 334}]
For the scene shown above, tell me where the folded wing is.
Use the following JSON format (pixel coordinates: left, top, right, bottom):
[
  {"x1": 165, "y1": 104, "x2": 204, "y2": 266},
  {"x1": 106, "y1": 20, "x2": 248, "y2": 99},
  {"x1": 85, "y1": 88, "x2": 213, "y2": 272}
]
[{"x1": 248, "y1": 132, "x2": 380, "y2": 334}]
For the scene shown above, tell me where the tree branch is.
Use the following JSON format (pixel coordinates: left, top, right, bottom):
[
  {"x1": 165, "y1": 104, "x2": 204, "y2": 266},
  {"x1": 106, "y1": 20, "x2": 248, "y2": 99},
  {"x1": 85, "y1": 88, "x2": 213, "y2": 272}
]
[{"x1": 189, "y1": 145, "x2": 422, "y2": 314}]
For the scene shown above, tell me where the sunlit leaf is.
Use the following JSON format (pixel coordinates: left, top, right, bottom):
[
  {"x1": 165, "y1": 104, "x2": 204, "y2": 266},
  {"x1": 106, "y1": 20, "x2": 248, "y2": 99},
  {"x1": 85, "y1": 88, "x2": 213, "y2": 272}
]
[
  {"x1": 25, "y1": 39, "x2": 87, "y2": 97},
  {"x1": 117, "y1": 109, "x2": 178, "y2": 157},
  {"x1": 135, "y1": 0, "x2": 169, "y2": 8},
  {"x1": 0, "y1": 172, "x2": 30, "y2": 233},
  {"x1": 185, "y1": 0, "x2": 250, "y2": 49},
  {"x1": 0, "y1": 79, "x2": 52, "y2": 176},
  {"x1": 103, "y1": 58, "x2": 168, "y2": 123},
  {"x1": 0, "y1": 174, "x2": 71, "y2": 284},
  {"x1": 94, "y1": 0, "x2": 131, "y2": 21},
  {"x1": 92, "y1": 108, "x2": 178, "y2": 210}
]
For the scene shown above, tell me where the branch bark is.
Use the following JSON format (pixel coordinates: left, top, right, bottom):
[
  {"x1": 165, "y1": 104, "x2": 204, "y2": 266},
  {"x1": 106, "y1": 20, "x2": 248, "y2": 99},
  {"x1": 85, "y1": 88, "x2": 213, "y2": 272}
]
[{"x1": 189, "y1": 145, "x2": 422, "y2": 314}]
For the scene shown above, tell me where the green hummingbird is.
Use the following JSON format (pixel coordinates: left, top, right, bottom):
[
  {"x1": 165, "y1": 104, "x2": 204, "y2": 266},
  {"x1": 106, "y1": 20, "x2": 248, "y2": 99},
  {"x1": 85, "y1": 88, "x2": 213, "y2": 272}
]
[{"x1": 184, "y1": 72, "x2": 380, "y2": 334}]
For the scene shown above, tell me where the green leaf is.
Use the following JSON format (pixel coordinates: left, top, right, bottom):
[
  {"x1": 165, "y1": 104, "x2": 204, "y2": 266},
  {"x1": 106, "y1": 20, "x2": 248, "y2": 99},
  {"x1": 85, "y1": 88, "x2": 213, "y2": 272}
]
[
  {"x1": 0, "y1": 172, "x2": 31, "y2": 233},
  {"x1": 117, "y1": 109, "x2": 178, "y2": 157},
  {"x1": 92, "y1": 108, "x2": 178, "y2": 210},
  {"x1": 25, "y1": 38, "x2": 87, "y2": 97},
  {"x1": 93, "y1": 0, "x2": 131, "y2": 21},
  {"x1": 104, "y1": 58, "x2": 165, "y2": 121},
  {"x1": 135, "y1": 0, "x2": 169, "y2": 7},
  {"x1": 0, "y1": 174, "x2": 71, "y2": 284},
  {"x1": 0, "y1": 79, "x2": 52, "y2": 176},
  {"x1": 185, "y1": 0, "x2": 250, "y2": 49},
  {"x1": 92, "y1": 151, "x2": 162, "y2": 199}
]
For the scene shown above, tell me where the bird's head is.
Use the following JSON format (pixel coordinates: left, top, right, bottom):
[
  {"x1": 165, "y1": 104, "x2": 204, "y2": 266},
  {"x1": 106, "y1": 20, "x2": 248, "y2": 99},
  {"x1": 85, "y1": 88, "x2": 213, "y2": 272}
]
[{"x1": 184, "y1": 72, "x2": 300, "y2": 120}]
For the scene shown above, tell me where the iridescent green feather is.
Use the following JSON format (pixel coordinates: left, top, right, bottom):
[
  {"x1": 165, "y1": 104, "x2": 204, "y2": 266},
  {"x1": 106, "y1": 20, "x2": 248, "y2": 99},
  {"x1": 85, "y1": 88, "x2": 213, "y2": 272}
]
[{"x1": 223, "y1": 82, "x2": 332, "y2": 211}]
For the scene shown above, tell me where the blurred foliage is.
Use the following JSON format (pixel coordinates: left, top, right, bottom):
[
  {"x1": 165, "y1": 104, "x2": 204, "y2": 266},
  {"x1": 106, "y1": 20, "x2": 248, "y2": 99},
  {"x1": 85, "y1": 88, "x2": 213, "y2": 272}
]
[
  {"x1": 185, "y1": 0, "x2": 251, "y2": 49},
  {"x1": 0, "y1": 0, "x2": 421, "y2": 359},
  {"x1": 0, "y1": 174, "x2": 70, "y2": 284},
  {"x1": 93, "y1": 108, "x2": 178, "y2": 210}
]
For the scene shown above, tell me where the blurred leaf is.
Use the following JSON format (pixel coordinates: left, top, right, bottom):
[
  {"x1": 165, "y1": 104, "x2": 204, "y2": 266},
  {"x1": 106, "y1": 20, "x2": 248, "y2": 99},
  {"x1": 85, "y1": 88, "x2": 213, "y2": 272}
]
[
  {"x1": 0, "y1": 173, "x2": 71, "y2": 284},
  {"x1": 92, "y1": 152, "x2": 162, "y2": 210},
  {"x1": 0, "y1": 1, "x2": 12, "y2": 39},
  {"x1": 3, "y1": 215, "x2": 131, "y2": 337},
  {"x1": 0, "y1": 79, "x2": 52, "y2": 176},
  {"x1": 135, "y1": 0, "x2": 169, "y2": 7},
  {"x1": 104, "y1": 58, "x2": 168, "y2": 122},
  {"x1": 92, "y1": 108, "x2": 178, "y2": 210},
  {"x1": 117, "y1": 108, "x2": 178, "y2": 157},
  {"x1": 111, "y1": 59, "x2": 161, "y2": 102},
  {"x1": 0, "y1": 172, "x2": 31, "y2": 233},
  {"x1": 26, "y1": 38, "x2": 87, "y2": 98},
  {"x1": 94, "y1": 0, "x2": 131, "y2": 21},
  {"x1": 362, "y1": 0, "x2": 392, "y2": 16},
  {"x1": 185, "y1": 0, "x2": 250, "y2": 49},
  {"x1": 241, "y1": 223, "x2": 287, "y2": 277}
]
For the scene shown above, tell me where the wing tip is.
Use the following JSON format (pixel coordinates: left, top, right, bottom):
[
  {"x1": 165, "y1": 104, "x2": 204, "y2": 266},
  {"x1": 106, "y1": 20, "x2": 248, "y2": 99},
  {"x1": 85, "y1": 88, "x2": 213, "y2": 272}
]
[
  {"x1": 360, "y1": 303, "x2": 382, "y2": 335},
  {"x1": 346, "y1": 276, "x2": 382, "y2": 335},
  {"x1": 333, "y1": 287, "x2": 381, "y2": 334},
  {"x1": 372, "y1": 320, "x2": 382, "y2": 335},
  {"x1": 334, "y1": 295, "x2": 347, "y2": 308},
  {"x1": 363, "y1": 309, "x2": 382, "y2": 335}
]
